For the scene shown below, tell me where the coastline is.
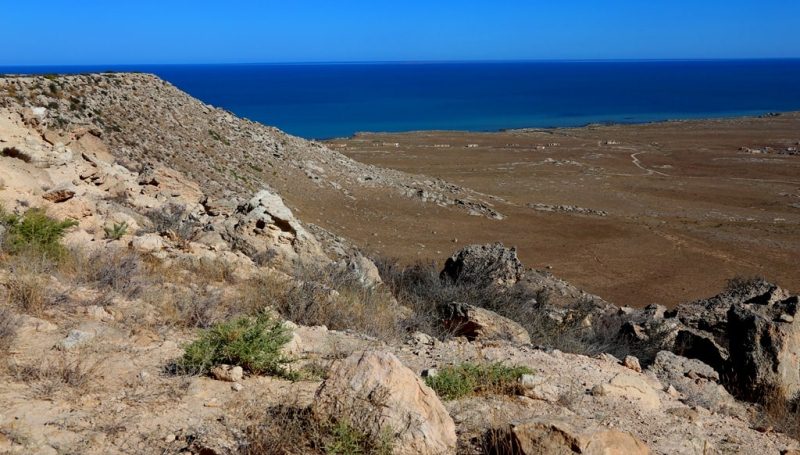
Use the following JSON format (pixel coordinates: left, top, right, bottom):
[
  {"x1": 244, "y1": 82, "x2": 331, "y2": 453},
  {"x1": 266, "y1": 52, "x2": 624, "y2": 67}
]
[{"x1": 338, "y1": 110, "x2": 800, "y2": 141}]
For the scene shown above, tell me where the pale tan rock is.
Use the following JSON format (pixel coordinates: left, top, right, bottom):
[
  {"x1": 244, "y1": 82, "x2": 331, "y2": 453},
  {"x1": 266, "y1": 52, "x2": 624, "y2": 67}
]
[
  {"x1": 501, "y1": 419, "x2": 650, "y2": 455},
  {"x1": 130, "y1": 234, "x2": 165, "y2": 253},
  {"x1": 210, "y1": 365, "x2": 244, "y2": 383},
  {"x1": 592, "y1": 373, "x2": 661, "y2": 410},
  {"x1": 624, "y1": 355, "x2": 642, "y2": 373},
  {"x1": 313, "y1": 351, "x2": 456, "y2": 455},
  {"x1": 441, "y1": 302, "x2": 531, "y2": 345}
]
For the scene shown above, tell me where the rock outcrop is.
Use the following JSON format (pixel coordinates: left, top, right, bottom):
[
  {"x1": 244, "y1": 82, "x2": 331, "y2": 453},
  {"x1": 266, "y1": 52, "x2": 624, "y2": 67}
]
[
  {"x1": 440, "y1": 302, "x2": 531, "y2": 345},
  {"x1": 441, "y1": 243, "x2": 525, "y2": 287},
  {"x1": 313, "y1": 351, "x2": 457, "y2": 455},
  {"x1": 495, "y1": 419, "x2": 650, "y2": 455}
]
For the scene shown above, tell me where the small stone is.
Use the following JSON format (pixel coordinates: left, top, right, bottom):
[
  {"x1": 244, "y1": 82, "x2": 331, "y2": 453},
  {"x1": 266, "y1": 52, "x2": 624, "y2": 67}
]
[
  {"x1": 59, "y1": 329, "x2": 94, "y2": 350},
  {"x1": 231, "y1": 382, "x2": 244, "y2": 392},
  {"x1": 85, "y1": 305, "x2": 114, "y2": 322},
  {"x1": 666, "y1": 385, "x2": 679, "y2": 398},
  {"x1": 779, "y1": 313, "x2": 794, "y2": 323},
  {"x1": 138, "y1": 371, "x2": 151, "y2": 382},
  {"x1": 624, "y1": 355, "x2": 642, "y2": 373},
  {"x1": 211, "y1": 364, "x2": 244, "y2": 382},
  {"x1": 42, "y1": 188, "x2": 76, "y2": 203},
  {"x1": 165, "y1": 434, "x2": 176, "y2": 443},
  {"x1": 596, "y1": 353, "x2": 621, "y2": 364}
]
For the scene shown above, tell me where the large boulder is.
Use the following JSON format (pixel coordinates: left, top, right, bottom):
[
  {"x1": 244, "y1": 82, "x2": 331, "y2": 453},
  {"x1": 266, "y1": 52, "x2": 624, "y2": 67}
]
[
  {"x1": 441, "y1": 243, "x2": 524, "y2": 287},
  {"x1": 492, "y1": 419, "x2": 649, "y2": 455},
  {"x1": 312, "y1": 351, "x2": 456, "y2": 455},
  {"x1": 440, "y1": 302, "x2": 531, "y2": 345},
  {"x1": 727, "y1": 293, "x2": 800, "y2": 401},
  {"x1": 222, "y1": 189, "x2": 327, "y2": 268},
  {"x1": 649, "y1": 351, "x2": 741, "y2": 414}
]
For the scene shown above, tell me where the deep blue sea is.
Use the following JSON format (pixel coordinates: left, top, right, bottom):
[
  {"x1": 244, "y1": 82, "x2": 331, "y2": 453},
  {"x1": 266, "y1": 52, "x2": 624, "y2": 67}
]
[{"x1": 3, "y1": 60, "x2": 800, "y2": 139}]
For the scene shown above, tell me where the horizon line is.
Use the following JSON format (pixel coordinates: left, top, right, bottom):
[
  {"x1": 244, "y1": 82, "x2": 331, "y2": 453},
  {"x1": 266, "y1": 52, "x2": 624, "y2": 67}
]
[{"x1": 3, "y1": 57, "x2": 800, "y2": 68}]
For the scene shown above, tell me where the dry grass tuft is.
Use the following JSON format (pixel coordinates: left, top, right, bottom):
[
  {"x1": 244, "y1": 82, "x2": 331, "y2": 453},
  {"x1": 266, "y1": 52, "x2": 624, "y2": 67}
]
[
  {"x1": 0, "y1": 307, "x2": 18, "y2": 354},
  {"x1": 8, "y1": 352, "x2": 102, "y2": 399},
  {"x1": 237, "y1": 398, "x2": 393, "y2": 455},
  {"x1": 271, "y1": 263, "x2": 405, "y2": 341}
]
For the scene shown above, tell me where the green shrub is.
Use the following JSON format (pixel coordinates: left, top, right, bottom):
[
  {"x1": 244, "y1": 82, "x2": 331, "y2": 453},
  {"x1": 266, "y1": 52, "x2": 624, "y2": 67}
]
[
  {"x1": 424, "y1": 362, "x2": 533, "y2": 400},
  {"x1": 326, "y1": 420, "x2": 393, "y2": 455},
  {"x1": 1, "y1": 208, "x2": 78, "y2": 259},
  {"x1": 104, "y1": 221, "x2": 128, "y2": 240},
  {"x1": 179, "y1": 311, "x2": 294, "y2": 378}
]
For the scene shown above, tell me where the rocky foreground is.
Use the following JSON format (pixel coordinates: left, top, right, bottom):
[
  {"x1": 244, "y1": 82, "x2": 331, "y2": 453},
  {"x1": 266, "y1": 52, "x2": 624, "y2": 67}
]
[{"x1": 0, "y1": 74, "x2": 799, "y2": 454}]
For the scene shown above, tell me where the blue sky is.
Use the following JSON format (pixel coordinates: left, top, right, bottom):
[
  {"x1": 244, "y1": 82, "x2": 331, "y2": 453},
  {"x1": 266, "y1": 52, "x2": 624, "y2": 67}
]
[{"x1": 2, "y1": 0, "x2": 799, "y2": 65}]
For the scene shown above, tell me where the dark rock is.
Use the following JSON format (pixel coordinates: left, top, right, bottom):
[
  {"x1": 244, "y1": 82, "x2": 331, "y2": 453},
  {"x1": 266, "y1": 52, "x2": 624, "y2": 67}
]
[{"x1": 440, "y1": 243, "x2": 524, "y2": 287}]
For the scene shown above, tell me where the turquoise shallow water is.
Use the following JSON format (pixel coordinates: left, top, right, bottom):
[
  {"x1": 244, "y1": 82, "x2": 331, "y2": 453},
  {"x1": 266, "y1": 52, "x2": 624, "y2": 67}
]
[{"x1": 3, "y1": 60, "x2": 800, "y2": 139}]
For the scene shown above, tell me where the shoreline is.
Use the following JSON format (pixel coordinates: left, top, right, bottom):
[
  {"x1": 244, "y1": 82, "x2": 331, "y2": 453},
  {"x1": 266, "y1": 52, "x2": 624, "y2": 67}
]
[{"x1": 334, "y1": 110, "x2": 800, "y2": 142}]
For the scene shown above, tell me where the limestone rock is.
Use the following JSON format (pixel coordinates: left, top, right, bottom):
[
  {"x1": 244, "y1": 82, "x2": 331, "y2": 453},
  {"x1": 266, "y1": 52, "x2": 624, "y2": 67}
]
[
  {"x1": 210, "y1": 365, "x2": 244, "y2": 383},
  {"x1": 222, "y1": 189, "x2": 327, "y2": 268},
  {"x1": 440, "y1": 302, "x2": 531, "y2": 345},
  {"x1": 495, "y1": 419, "x2": 650, "y2": 455},
  {"x1": 339, "y1": 253, "x2": 383, "y2": 288},
  {"x1": 592, "y1": 373, "x2": 661, "y2": 410},
  {"x1": 649, "y1": 351, "x2": 740, "y2": 413},
  {"x1": 313, "y1": 351, "x2": 456, "y2": 455},
  {"x1": 623, "y1": 355, "x2": 642, "y2": 373},
  {"x1": 728, "y1": 292, "x2": 800, "y2": 401},
  {"x1": 59, "y1": 329, "x2": 94, "y2": 350},
  {"x1": 42, "y1": 187, "x2": 76, "y2": 203},
  {"x1": 440, "y1": 243, "x2": 524, "y2": 287}
]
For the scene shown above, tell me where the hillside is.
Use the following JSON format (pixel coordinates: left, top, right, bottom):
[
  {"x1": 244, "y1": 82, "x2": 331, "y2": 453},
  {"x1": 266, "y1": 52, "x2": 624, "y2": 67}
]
[{"x1": 1, "y1": 73, "x2": 800, "y2": 454}]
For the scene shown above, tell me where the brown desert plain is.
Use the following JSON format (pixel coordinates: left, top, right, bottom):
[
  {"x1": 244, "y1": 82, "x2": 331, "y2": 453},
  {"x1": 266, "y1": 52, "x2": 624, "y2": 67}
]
[{"x1": 322, "y1": 113, "x2": 800, "y2": 308}]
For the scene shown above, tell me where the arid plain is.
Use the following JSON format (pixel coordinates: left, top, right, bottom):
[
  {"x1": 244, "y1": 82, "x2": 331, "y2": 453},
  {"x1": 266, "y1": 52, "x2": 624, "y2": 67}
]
[{"x1": 326, "y1": 113, "x2": 800, "y2": 307}]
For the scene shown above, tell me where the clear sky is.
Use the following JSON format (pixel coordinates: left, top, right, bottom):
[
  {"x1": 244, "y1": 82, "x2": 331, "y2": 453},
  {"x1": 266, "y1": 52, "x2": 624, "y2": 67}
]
[{"x1": 2, "y1": 0, "x2": 799, "y2": 65}]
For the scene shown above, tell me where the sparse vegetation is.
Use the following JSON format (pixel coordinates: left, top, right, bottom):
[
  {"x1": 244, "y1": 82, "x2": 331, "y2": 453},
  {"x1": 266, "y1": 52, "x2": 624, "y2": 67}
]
[
  {"x1": 104, "y1": 221, "x2": 129, "y2": 240},
  {"x1": 8, "y1": 352, "x2": 101, "y2": 399},
  {"x1": 1, "y1": 208, "x2": 78, "y2": 259},
  {"x1": 178, "y1": 311, "x2": 294, "y2": 378},
  {"x1": 0, "y1": 307, "x2": 18, "y2": 354},
  {"x1": 424, "y1": 362, "x2": 533, "y2": 400},
  {"x1": 271, "y1": 263, "x2": 405, "y2": 341},
  {"x1": 239, "y1": 403, "x2": 393, "y2": 455},
  {"x1": 208, "y1": 129, "x2": 231, "y2": 145},
  {"x1": 143, "y1": 203, "x2": 196, "y2": 246}
]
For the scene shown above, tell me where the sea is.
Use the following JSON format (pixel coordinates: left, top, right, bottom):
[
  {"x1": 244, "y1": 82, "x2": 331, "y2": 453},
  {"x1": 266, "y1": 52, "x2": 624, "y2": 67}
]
[{"x1": 3, "y1": 60, "x2": 800, "y2": 140}]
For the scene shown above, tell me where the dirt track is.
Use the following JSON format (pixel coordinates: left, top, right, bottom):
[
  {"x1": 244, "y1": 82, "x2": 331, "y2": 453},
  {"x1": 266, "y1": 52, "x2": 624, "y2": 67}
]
[{"x1": 324, "y1": 113, "x2": 800, "y2": 308}]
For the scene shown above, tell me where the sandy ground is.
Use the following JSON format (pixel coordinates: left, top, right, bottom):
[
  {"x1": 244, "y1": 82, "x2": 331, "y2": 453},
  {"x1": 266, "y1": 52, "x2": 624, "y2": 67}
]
[{"x1": 322, "y1": 113, "x2": 800, "y2": 308}]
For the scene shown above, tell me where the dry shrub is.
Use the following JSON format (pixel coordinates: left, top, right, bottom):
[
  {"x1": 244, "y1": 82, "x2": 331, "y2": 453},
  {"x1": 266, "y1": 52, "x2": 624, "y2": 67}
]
[
  {"x1": 175, "y1": 256, "x2": 238, "y2": 285},
  {"x1": 374, "y1": 256, "x2": 663, "y2": 360},
  {"x1": 61, "y1": 248, "x2": 145, "y2": 298},
  {"x1": 272, "y1": 263, "x2": 404, "y2": 341},
  {"x1": 8, "y1": 352, "x2": 101, "y2": 399},
  {"x1": 238, "y1": 398, "x2": 393, "y2": 455},
  {"x1": 751, "y1": 385, "x2": 800, "y2": 440},
  {"x1": 0, "y1": 307, "x2": 18, "y2": 353},
  {"x1": 143, "y1": 283, "x2": 225, "y2": 329},
  {"x1": 5, "y1": 271, "x2": 50, "y2": 316}
]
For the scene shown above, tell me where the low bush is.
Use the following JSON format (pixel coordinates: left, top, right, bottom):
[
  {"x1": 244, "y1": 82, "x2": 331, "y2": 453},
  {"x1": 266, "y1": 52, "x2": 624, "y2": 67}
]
[
  {"x1": 271, "y1": 263, "x2": 404, "y2": 341},
  {"x1": 5, "y1": 271, "x2": 50, "y2": 315},
  {"x1": 424, "y1": 362, "x2": 533, "y2": 400},
  {"x1": 178, "y1": 311, "x2": 294, "y2": 378},
  {"x1": 1, "y1": 208, "x2": 77, "y2": 259},
  {"x1": 239, "y1": 403, "x2": 393, "y2": 455},
  {"x1": 104, "y1": 221, "x2": 128, "y2": 240},
  {"x1": 0, "y1": 307, "x2": 18, "y2": 354},
  {"x1": 8, "y1": 353, "x2": 100, "y2": 399}
]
